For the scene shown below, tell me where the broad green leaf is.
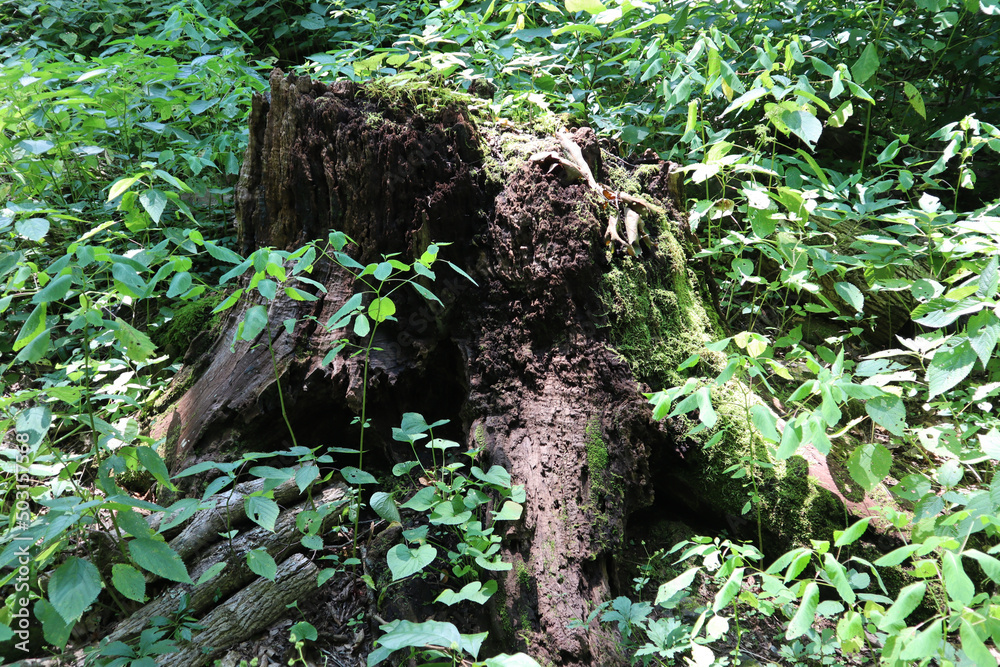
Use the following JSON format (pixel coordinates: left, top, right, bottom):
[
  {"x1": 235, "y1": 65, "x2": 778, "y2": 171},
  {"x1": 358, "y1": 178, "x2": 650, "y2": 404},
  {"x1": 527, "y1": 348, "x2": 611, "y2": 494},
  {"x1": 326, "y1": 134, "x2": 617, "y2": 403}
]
[
  {"x1": 109, "y1": 175, "x2": 140, "y2": 200},
  {"x1": 654, "y1": 567, "x2": 698, "y2": 608},
  {"x1": 435, "y1": 580, "x2": 498, "y2": 606},
  {"x1": 114, "y1": 317, "x2": 157, "y2": 362},
  {"x1": 712, "y1": 567, "x2": 744, "y2": 612},
  {"x1": 16, "y1": 217, "x2": 50, "y2": 242},
  {"x1": 196, "y1": 561, "x2": 227, "y2": 585},
  {"x1": 493, "y1": 501, "x2": 523, "y2": 521},
  {"x1": 139, "y1": 189, "x2": 168, "y2": 223},
  {"x1": 834, "y1": 282, "x2": 864, "y2": 313},
  {"x1": 785, "y1": 581, "x2": 818, "y2": 639},
  {"x1": 33, "y1": 274, "x2": 73, "y2": 304},
  {"x1": 135, "y1": 446, "x2": 174, "y2": 490},
  {"x1": 851, "y1": 43, "x2": 880, "y2": 83},
  {"x1": 353, "y1": 313, "x2": 371, "y2": 337},
  {"x1": 240, "y1": 305, "x2": 269, "y2": 341},
  {"x1": 565, "y1": 0, "x2": 606, "y2": 14},
  {"x1": 341, "y1": 466, "x2": 377, "y2": 485},
  {"x1": 865, "y1": 395, "x2": 906, "y2": 436},
  {"x1": 371, "y1": 491, "x2": 401, "y2": 523},
  {"x1": 111, "y1": 564, "x2": 146, "y2": 602},
  {"x1": 387, "y1": 543, "x2": 437, "y2": 581},
  {"x1": 14, "y1": 302, "x2": 46, "y2": 351},
  {"x1": 48, "y1": 557, "x2": 102, "y2": 622},
  {"x1": 877, "y1": 582, "x2": 925, "y2": 631},
  {"x1": 20, "y1": 139, "x2": 55, "y2": 154},
  {"x1": 167, "y1": 271, "x2": 192, "y2": 297},
  {"x1": 246, "y1": 496, "x2": 279, "y2": 531},
  {"x1": 129, "y1": 539, "x2": 192, "y2": 584},
  {"x1": 16, "y1": 405, "x2": 52, "y2": 448},
  {"x1": 780, "y1": 110, "x2": 822, "y2": 148},
  {"x1": 846, "y1": 442, "x2": 892, "y2": 492},
  {"x1": 903, "y1": 82, "x2": 926, "y2": 119},
  {"x1": 749, "y1": 404, "x2": 780, "y2": 441},
  {"x1": 960, "y1": 618, "x2": 995, "y2": 667},
  {"x1": 328, "y1": 292, "x2": 364, "y2": 328},
  {"x1": 472, "y1": 465, "x2": 512, "y2": 488},
  {"x1": 942, "y1": 551, "x2": 974, "y2": 606},
  {"x1": 35, "y1": 599, "x2": 73, "y2": 649},
  {"x1": 368, "y1": 296, "x2": 396, "y2": 322},
  {"x1": 900, "y1": 619, "x2": 942, "y2": 661},
  {"x1": 247, "y1": 548, "x2": 278, "y2": 581},
  {"x1": 927, "y1": 341, "x2": 977, "y2": 398},
  {"x1": 834, "y1": 518, "x2": 870, "y2": 547}
]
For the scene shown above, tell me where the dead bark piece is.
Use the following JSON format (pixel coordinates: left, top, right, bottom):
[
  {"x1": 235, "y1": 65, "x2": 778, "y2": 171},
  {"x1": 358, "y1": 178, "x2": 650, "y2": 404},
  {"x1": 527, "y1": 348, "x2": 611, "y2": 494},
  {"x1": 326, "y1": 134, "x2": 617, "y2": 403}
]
[
  {"x1": 161, "y1": 553, "x2": 318, "y2": 667},
  {"x1": 108, "y1": 483, "x2": 347, "y2": 645},
  {"x1": 167, "y1": 473, "x2": 310, "y2": 561}
]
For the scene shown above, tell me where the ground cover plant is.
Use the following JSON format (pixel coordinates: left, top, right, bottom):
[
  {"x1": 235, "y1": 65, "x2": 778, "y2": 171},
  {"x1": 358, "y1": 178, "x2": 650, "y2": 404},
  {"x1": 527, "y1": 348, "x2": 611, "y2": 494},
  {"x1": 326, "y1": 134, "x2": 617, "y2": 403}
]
[{"x1": 1, "y1": 0, "x2": 1000, "y2": 665}]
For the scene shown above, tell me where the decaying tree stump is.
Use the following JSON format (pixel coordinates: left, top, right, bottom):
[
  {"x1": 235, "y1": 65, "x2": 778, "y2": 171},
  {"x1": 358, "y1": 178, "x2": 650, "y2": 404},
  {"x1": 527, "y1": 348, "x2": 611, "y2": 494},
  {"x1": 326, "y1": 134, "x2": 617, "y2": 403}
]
[{"x1": 134, "y1": 70, "x2": 864, "y2": 666}]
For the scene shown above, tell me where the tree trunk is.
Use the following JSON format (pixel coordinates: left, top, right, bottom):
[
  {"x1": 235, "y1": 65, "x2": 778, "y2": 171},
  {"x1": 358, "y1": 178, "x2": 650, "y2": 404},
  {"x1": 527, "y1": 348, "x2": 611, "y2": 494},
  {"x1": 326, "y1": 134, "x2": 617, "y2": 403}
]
[{"x1": 134, "y1": 70, "x2": 863, "y2": 666}]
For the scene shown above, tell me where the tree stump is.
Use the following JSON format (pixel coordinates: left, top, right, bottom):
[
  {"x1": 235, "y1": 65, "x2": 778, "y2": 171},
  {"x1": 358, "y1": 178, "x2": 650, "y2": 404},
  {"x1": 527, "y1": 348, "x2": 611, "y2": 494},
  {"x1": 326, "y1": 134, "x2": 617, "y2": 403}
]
[{"x1": 140, "y1": 70, "x2": 858, "y2": 666}]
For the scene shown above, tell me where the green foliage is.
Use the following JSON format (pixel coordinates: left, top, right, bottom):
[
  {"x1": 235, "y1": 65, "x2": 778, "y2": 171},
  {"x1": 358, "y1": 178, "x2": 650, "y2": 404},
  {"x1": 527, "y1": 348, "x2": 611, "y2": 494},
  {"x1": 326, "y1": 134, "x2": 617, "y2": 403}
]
[{"x1": 4, "y1": 0, "x2": 1000, "y2": 664}]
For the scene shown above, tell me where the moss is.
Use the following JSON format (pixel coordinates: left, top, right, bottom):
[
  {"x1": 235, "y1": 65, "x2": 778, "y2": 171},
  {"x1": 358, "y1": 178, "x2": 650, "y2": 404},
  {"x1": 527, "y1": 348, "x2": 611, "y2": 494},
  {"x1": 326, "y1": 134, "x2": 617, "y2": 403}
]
[
  {"x1": 584, "y1": 417, "x2": 608, "y2": 478},
  {"x1": 596, "y1": 218, "x2": 721, "y2": 389},
  {"x1": 153, "y1": 294, "x2": 222, "y2": 355},
  {"x1": 515, "y1": 558, "x2": 531, "y2": 589},
  {"x1": 596, "y1": 200, "x2": 842, "y2": 548}
]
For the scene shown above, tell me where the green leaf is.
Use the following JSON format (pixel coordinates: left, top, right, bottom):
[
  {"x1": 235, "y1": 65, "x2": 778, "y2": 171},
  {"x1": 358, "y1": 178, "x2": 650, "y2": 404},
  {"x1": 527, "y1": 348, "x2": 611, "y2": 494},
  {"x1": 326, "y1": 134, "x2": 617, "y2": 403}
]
[
  {"x1": 16, "y1": 217, "x2": 50, "y2": 242},
  {"x1": 196, "y1": 562, "x2": 227, "y2": 585},
  {"x1": 493, "y1": 501, "x2": 523, "y2": 522},
  {"x1": 781, "y1": 110, "x2": 822, "y2": 148},
  {"x1": 846, "y1": 442, "x2": 892, "y2": 492},
  {"x1": 865, "y1": 395, "x2": 906, "y2": 436},
  {"x1": 565, "y1": 0, "x2": 606, "y2": 14},
  {"x1": 129, "y1": 538, "x2": 192, "y2": 584},
  {"x1": 654, "y1": 567, "x2": 698, "y2": 608},
  {"x1": 353, "y1": 313, "x2": 371, "y2": 337},
  {"x1": 139, "y1": 189, "x2": 168, "y2": 223},
  {"x1": 114, "y1": 317, "x2": 157, "y2": 362},
  {"x1": 14, "y1": 301, "x2": 46, "y2": 352},
  {"x1": 472, "y1": 465, "x2": 512, "y2": 489},
  {"x1": 327, "y1": 292, "x2": 364, "y2": 329},
  {"x1": 48, "y1": 557, "x2": 102, "y2": 623},
  {"x1": 245, "y1": 496, "x2": 279, "y2": 531},
  {"x1": 834, "y1": 282, "x2": 864, "y2": 313},
  {"x1": 927, "y1": 341, "x2": 977, "y2": 398},
  {"x1": 135, "y1": 446, "x2": 174, "y2": 490},
  {"x1": 20, "y1": 139, "x2": 55, "y2": 154},
  {"x1": 111, "y1": 564, "x2": 146, "y2": 602},
  {"x1": 903, "y1": 82, "x2": 926, "y2": 119},
  {"x1": 712, "y1": 567, "x2": 744, "y2": 612},
  {"x1": 35, "y1": 599, "x2": 73, "y2": 649},
  {"x1": 749, "y1": 404, "x2": 780, "y2": 442},
  {"x1": 16, "y1": 405, "x2": 52, "y2": 448},
  {"x1": 851, "y1": 43, "x2": 880, "y2": 84},
  {"x1": 435, "y1": 580, "x2": 498, "y2": 606},
  {"x1": 978, "y1": 256, "x2": 999, "y2": 298},
  {"x1": 371, "y1": 492, "x2": 401, "y2": 523},
  {"x1": 368, "y1": 296, "x2": 396, "y2": 322},
  {"x1": 900, "y1": 619, "x2": 942, "y2": 661},
  {"x1": 960, "y1": 618, "x2": 996, "y2": 667},
  {"x1": 167, "y1": 271, "x2": 193, "y2": 297},
  {"x1": 240, "y1": 305, "x2": 269, "y2": 342},
  {"x1": 247, "y1": 548, "x2": 278, "y2": 581},
  {"x1": 109, "y1": 175, "x2": 140, "y2": 201},
  {"x1": 785, "y1": 581, "x2": 818, "y2": 639},
  {"x1": 341, "y1": 466, "x2": 377, "y2": 485},
  {"x1": 877, "y1": 582, "x2": 925, "y2": 631},
  {"x1": 387, "y1": 543, "x2": 437, "y2": 581},
  {"x1": 942, "y1": 551, "x2": 974, "y2": 606},
  {"x1": 834, "y1": 518, "x2": 870, "y2": 547},
  {"x1": 33, "y1": 274, "x2": 74, "y2": 304}
]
